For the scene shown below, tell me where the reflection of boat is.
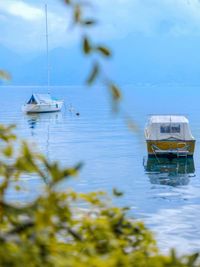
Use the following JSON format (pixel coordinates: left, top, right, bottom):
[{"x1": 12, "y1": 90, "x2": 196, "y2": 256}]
[
  {"x1": 22, "y1": 5, "x2": 64, "y2": 113},
  {"x1": 145, "y1": 115, "x2": 195, "y2": 158},
  {"x1": 27, "y1": 115, "x2": 37, "y2": 130},
  {"x1": 26, "y1": 112, "x2": 63, "y2": 161},
  {"x1": 26, "y1": 112, "x2": 62, "y2": 130},
  {"x1": 144, "y1": 157, "x2": 195, "y2": 186}
]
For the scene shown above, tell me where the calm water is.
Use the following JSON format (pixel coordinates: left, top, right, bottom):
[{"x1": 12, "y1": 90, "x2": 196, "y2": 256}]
[{"x1": 1, "y1": 85, "x2": 200, "y2": 254}]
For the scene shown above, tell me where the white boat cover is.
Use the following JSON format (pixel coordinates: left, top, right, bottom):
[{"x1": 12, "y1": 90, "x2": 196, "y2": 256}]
[
  {"x1": 145, "y1": 115, "x2": 194, "y2": 141},
  {"x1": 27, "y1": 94, "x2": 54, "y2": 104}
]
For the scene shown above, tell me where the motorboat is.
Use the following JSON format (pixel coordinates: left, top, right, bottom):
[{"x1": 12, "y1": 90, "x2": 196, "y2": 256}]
[
  {"x1": 22, "y1": 94, "x2": 63, "y2": 113},
  {"x1": 145, "y1": 115, "x2": 195, "y2": 158},
  {"x1": 22, "y1": 5, "x2": 64, "y2": 114}
]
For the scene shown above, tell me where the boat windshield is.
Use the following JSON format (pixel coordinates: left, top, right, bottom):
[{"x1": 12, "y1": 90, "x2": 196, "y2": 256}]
[{"x1": 160, "y1": 124, "x2": 180, "y2": 134}]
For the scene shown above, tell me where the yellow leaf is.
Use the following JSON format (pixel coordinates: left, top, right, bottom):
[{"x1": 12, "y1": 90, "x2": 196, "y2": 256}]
[{"x1": 0, "y1": 70, "x2": 11, "y2": 81}]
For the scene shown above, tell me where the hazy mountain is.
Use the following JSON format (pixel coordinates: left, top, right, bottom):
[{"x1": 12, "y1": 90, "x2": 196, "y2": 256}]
[
  {"x1": 2, "y1": 46, "x2": 90, "y2": 86},
  {"x1": 2, "y1": 35, "x2": 200, "y2": 86},
  {"x1": 0, "y1": 45, "x2": 39, "y2": 84},
  {"x1": 0, "y1": 45, "x2": 22, "y2": 83}
]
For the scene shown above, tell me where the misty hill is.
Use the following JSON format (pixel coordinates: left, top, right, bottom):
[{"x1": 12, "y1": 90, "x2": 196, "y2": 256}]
[
  {"x1": 2, "y1": 35, "x2": 200, "y2": 86},
  {"x1": 6, "y1": 46, "x2": 89, "y2": 86},
  {"x1": 0, "y1": 45, "x2": 23, "y2": 83},
  {"x1": 0, "y1": 45, "x2": 39, "y2": 85}
]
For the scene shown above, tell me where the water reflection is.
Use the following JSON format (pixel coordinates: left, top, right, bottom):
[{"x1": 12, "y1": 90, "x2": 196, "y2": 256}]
[
  {"x1": 27, "y1": 115, "x2": 37, "y2": 130},
  {"x1": 144, "y1": 157, "x2": 195, "y2": 186},
  {"x1": 26, "y1": 112, "x2": 63, "y2": 132},
  {"x1": 25, "y1": 112, "x2": 63, "y2": 160}
]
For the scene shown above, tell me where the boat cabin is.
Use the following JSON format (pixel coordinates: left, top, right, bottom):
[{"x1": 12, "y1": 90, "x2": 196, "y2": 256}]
[
  {"x1": 27, "y1": 94, "x2": 54, "y2": 105},
  {"x1": 145, "y1": 115, "x2": 194, "y2": 141}
]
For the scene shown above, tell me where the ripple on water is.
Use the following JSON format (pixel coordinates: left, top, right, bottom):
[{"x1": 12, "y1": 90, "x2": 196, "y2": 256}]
[{"x1": 1, "y1": 85, "x2": 200, "y2": 254}]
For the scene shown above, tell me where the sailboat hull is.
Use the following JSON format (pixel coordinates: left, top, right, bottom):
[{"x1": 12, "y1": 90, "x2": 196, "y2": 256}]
[{"x1": 22, "y1": 101, "x2": 63, "y2": 114}]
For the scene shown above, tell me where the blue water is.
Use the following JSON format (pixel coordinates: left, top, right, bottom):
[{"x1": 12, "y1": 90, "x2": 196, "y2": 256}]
[{"x1": 1, "y1": 85, "x2": 200, "y2": 254}]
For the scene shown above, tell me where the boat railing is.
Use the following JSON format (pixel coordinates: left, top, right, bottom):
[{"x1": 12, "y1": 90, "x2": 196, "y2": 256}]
[{"x1": 151, "y1": 142, "x2": 190, "y2": 157}]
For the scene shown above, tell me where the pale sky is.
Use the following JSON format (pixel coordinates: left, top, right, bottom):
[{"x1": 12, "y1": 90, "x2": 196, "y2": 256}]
[{"x1": 1, "y1": 0, "x2": 200, "y2": 53}]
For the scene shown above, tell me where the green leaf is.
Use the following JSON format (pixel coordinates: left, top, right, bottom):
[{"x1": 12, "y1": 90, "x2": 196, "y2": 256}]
[
  {"x1": 109, "y1": 83, "x2": 121, "y2": 101},
  {"x1": 81, "y1": 20, "x2": 96, "y2": 26},
  {"x1": 187, "y1": 253, "x2": 199, "y2": 266},
  {"x1": 86, "y1": 63, "x2": 100, "y2": 85},
  {"x1": 96, "y1": 46, "x2": 111, "y2": 57},
  {"x1": 64, "y1": 0, "x2": 71, "y2": 4},
  {"x1": 126, "y1": 116, "x2": 138, "y2": 133},
  {"x1": 113, "y1": 188, "x2": 123, "y2": 197},
  {"x1": 83, "y1": 37, "x2": 91, "y2": 54},
  {"x1": 3, "y1": 145, "x2": 13, "y2": 157},
  {"x1": 74, "y1": 5, "x2": 81, "y2": 23}
]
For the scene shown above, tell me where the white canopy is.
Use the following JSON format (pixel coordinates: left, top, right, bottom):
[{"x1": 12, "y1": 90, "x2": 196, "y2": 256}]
[{"x1": 145, "y1": 115, "x2": 194, "y2": 141}]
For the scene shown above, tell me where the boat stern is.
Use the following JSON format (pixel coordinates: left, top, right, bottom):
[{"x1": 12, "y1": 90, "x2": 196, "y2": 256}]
[{"x1": 146, "y1": 139, "x2": 195, "y2": 158}]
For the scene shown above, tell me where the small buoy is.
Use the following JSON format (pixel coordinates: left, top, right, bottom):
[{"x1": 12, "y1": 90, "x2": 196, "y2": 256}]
[{"x1": 76, "y1": 112, "x2": 80, "y2": 116}]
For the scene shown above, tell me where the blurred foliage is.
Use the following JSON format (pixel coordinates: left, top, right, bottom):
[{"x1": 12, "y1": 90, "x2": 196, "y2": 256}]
[
  {"x1": 62, "y1": 0, "x2": 138, "y2": 126},
  {"x1": 63, "y1": 0, "x2": 122, "y2": 106},
  {"x1": 0, "y1": 70, "x2": 11, "y2": 81},
  {"x1": 0, "y1": 126, "x2": 198, "y2": 266}
]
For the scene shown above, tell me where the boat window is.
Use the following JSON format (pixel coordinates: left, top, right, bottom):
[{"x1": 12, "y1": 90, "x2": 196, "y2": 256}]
[
  {"x1": 160, "y1": 124, "x2": 180, "y2": 133},
  {"x1": 160, "y1": 125, "x2": 171, "y2": 133},
  {"x1": 171, "y1": 124, "x2": 180, "y2": 133}
]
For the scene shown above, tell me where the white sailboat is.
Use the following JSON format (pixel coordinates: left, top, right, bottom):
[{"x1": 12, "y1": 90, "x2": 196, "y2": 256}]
[{"x1": 22, "y1": 5, "x2": 64, "y2": 114}]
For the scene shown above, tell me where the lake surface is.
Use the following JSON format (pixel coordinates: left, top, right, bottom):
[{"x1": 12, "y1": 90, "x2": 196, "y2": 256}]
[{"x1": 1, "y1": 85, "x2": 200, "y2": 254}]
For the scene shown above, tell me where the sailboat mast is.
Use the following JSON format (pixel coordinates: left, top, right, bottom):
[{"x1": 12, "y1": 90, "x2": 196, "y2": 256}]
[{"x1": 45, "y1": 4, "x2": 50, "y2": 93}]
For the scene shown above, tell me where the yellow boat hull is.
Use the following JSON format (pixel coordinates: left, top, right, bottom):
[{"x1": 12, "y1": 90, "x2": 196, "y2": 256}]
[{"x1": 146, "y1": 140, "x2": 195, "y2": 157}]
